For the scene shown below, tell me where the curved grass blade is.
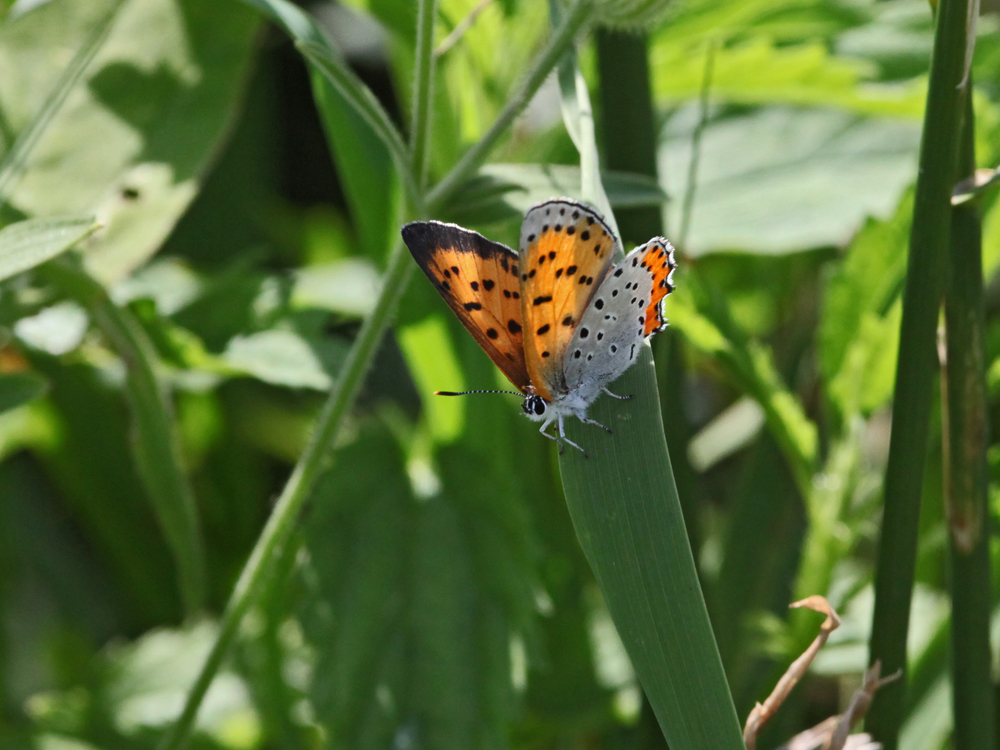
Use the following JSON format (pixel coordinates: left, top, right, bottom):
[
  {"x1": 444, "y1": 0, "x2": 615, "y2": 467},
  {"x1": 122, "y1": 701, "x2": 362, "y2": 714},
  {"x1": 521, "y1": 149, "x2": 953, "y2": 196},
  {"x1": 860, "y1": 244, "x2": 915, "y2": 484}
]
[
  {"x1": 556, "y1": 28, "x2": 743, "y2": 750},
  {"x1": 239, "y1": 0, "x2": 420, "y2": 211},
  {"x1": 559, "y1": 354, "x2": 743, "y2": 748}
]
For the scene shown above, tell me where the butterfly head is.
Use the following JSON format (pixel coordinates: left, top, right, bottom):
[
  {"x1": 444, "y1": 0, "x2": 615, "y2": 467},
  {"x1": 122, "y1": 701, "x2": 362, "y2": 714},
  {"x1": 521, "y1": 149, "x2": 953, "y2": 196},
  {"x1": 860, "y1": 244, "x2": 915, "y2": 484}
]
[{"x1": 522, "y1": 392, "x2": 549, "y2": 421}]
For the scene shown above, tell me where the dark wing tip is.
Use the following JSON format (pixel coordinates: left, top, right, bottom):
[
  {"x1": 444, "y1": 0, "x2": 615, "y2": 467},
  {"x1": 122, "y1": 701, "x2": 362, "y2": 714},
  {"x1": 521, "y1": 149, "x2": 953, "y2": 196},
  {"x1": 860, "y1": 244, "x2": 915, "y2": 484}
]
[
  {"x1": 400, "y1": 219, "x2": 516, "y2": 262},
  {"x1": 401, "y1": 221, "x2": 441, "y2": 263}
]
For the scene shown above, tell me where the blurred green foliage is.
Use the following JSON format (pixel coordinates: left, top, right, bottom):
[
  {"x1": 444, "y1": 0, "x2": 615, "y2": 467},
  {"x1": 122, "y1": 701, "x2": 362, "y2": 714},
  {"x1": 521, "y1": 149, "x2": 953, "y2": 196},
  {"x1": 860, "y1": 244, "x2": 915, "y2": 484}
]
[{"x1": 1, "y1": 0, "x2": 999, "y2": 748}]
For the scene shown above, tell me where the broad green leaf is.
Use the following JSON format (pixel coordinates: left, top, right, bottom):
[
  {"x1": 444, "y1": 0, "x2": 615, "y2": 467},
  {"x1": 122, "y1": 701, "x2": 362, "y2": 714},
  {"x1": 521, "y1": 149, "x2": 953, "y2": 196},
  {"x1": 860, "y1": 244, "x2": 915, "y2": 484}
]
[
  {"x1": 558, "y1": 347, "x2": 743, "y2": 749},
  {"x1": 0, "y1": 371, "x2": 48, "y2": 414},
  {"x1": 0, "y1": 216, "x2": 95, "y2": 282},
  {"x1": 651, "y1": 36, "x2": 926, "y2": 117},
  {"x1": 649, "y1": 0, "x2": 868, "y2": 49},
  {"x1": 0, "y1": 0, "x2": 259, "y2": 283},
  {"x1": 835, "y1": 0, "x2": 934, "y2": 81},
  {"x1": 660, "y1": 106, "x2": 920, "y2": 254}
]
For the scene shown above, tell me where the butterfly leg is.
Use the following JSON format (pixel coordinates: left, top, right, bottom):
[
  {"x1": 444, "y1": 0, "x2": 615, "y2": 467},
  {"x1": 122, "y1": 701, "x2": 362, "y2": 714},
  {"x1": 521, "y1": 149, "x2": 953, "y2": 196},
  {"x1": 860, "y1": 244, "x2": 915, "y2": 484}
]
[
  {"x1": 556, "y1": 416, "x2": 589, "y2": 458},
  {"x1": 576, "y1": 412, "x2": 613, "y2": 435},
  {"x1": 601, "y1": 387, "x2": 633, "y2": 400},
  {"x1": 539, "y1": 418, "x2": 568, "y2": 456}
]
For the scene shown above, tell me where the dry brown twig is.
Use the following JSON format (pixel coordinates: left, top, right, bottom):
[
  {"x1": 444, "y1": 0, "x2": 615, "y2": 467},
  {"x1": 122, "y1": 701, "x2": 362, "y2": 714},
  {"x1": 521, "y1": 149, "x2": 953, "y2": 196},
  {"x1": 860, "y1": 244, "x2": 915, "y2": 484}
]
[
  {"x1": 744, "y1": 596, "x2": 841, "y2": 750},
  {"x1": 743, "y1": 596, "x2": 901, "y2": 750}
]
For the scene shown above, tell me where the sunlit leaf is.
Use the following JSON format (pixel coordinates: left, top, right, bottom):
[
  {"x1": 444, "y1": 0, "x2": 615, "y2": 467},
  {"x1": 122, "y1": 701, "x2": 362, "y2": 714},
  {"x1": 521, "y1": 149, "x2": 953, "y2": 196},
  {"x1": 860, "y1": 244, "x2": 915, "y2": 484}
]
[
  {"x1": 0, "y1": 216, "x2": 95, "y2": 282},
  {"x1": 652, "y1": 36, "x2": 926, "y2": 117},
  {"x1": 223, "y1": 329, "x2": 346, "y2": 390},
  {"x1": 0, "y1": 0, "x2": 259, "y2": 283},
  {"x1": 660, "y1": 106, "x2": 920, "y2": 254}
]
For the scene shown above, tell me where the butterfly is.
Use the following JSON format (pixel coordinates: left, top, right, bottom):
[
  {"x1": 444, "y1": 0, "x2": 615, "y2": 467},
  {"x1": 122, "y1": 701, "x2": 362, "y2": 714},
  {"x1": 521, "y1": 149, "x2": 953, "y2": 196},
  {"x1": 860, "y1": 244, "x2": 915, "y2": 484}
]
[{"x1": 401, "y1": 198, "x2": 676, "y2": 456}]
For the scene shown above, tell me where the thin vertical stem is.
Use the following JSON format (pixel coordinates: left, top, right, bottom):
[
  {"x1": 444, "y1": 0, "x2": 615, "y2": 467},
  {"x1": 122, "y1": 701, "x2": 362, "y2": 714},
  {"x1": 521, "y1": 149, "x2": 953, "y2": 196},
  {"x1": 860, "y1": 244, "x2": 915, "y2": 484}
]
[
  {"x1": 865, "y1": 0, "x2": 973, "y2": 744},
  {"x1": 410, "y1": 0, "x2": 438, "y2": 189},
  {"x1": 942, "y1": 82, "x2": 994, "y2": 750}
]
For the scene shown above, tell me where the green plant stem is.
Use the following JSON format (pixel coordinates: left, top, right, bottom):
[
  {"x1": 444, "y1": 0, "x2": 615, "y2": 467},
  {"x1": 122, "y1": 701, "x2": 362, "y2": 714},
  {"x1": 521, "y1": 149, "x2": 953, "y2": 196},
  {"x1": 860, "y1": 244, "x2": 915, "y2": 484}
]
[
  {"x1": 866, "y1": 0, "x2": 973, "y2": 744},
  {"x1": 40, "y1": 257, "x2": 206, "y2": 615},
  {"x1": 157, "y1": 241, "x2": 414, "y2": 750},
  {"x1": 0, "y1": 0, "x2": 126, "y2": 203},
  {"x1": 410, "y1": 0, "x2": 438, "y2": 188},
  {"x1": 942, "y1": 84, "x2": 994, "y2": 750},
  {"x1": 425, "y1": 0, "x2": 592, "y2": 210}
]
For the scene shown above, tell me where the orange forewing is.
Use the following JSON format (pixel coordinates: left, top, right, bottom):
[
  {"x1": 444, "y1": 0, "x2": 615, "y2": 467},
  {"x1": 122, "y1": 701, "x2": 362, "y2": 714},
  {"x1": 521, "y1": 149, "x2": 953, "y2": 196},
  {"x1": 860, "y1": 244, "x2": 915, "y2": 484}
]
[
  {"x1": 402, "y1": 221, "x2": 530, "y2": 391},
  {"x1": 639, "y1": 240, "x2": 677, "y2": 336},
  {"x1": 518, "y1": 204, "x2": 617, "y2": 400}
]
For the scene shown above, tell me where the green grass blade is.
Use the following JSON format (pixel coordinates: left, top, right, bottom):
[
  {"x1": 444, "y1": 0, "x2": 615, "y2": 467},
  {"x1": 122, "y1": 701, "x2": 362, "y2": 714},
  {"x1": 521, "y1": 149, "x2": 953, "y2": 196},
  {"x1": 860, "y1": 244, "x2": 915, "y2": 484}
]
[
  {"x1": 942, "y1": 86, "x2": 994, "y2": 750},
  {"x1": 238, "y1": 0, "x2": 419, "y2": 210},
  {"x1": 556, "y1": 29, "x2": 743, "y2": 750},
  {"x1": 866, "y1": 0, "x2": 975, "y2": 744},
  {"x1": 0, "y1": 216, "x2": 96, "y2": 282},
  {"x1": 0, "y1": 0, "x2": 124, "y2": 203},
  {"x1": 559, "y1": 355, "x2": 743, "y2": 749},
  {"x1": 40, "y1": 257, "x2": 206, "y2": 615}
]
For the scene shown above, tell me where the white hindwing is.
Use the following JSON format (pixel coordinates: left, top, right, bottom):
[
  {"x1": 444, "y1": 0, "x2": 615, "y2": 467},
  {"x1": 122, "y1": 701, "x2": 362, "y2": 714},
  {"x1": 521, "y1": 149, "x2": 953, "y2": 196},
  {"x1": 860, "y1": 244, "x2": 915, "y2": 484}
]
[{"x1": 562, "y1": 239, "x2": 671, "y2": 405}]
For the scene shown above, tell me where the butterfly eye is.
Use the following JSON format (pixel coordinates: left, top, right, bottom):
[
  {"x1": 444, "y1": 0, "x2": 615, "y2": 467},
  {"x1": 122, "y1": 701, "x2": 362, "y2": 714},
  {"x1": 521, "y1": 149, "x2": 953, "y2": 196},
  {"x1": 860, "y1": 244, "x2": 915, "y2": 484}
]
[{"x1": 533, "y1": 399, "x2": 546, "y2": 416}]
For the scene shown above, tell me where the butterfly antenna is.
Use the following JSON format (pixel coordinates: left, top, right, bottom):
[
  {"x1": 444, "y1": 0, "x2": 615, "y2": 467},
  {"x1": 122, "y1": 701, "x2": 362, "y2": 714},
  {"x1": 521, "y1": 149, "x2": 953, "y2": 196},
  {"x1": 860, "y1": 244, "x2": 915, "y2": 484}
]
[{"x1": 434, "y1": 389, "x2": 523, "y2": 397}]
